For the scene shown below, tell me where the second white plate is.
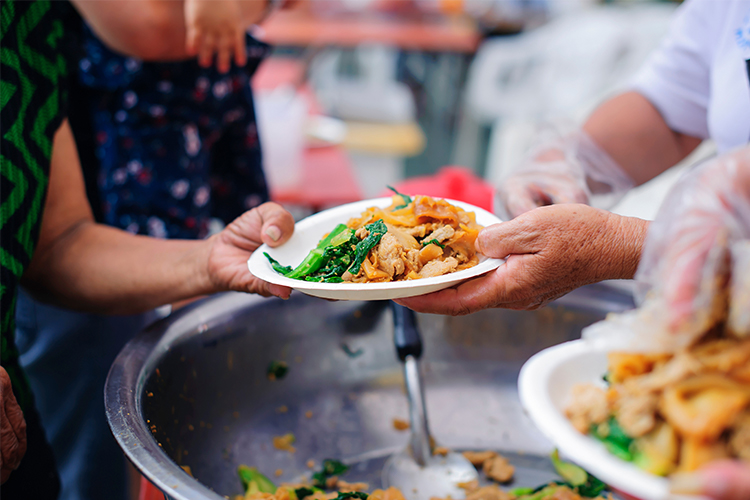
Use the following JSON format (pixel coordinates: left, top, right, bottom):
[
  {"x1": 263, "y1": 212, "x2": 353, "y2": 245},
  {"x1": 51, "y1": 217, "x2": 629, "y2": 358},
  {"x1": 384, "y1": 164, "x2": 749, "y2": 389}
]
[
  {"x1": 518, "y1": 339, "x2": 706, "y2": 500},
  {"x1": 247, "y1": 197, "x2": 504, "y2": 301}
]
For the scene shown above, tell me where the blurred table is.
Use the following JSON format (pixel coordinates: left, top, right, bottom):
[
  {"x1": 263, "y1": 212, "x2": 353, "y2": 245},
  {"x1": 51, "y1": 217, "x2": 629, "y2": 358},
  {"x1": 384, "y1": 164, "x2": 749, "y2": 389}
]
[{"x1": 262, "y1": 9, "x2": 481, "y2": 53}]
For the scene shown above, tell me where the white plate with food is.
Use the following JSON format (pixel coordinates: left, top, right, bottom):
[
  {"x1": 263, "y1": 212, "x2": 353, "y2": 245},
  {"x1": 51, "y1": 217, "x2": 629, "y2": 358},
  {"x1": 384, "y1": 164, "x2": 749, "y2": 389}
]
[
  {"x1": 519, "y1": 338, "x2": 723, "y2": 500},
  {"x1": 247, "y1": 195, "x2": 504, "y2": 301}
]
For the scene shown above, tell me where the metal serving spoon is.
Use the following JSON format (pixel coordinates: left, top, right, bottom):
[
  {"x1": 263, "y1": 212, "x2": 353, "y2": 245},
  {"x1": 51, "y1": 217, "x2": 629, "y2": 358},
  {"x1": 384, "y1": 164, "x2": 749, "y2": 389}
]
[{"x1": 382, "y1": 303, "x2": 478, "y2": 500}]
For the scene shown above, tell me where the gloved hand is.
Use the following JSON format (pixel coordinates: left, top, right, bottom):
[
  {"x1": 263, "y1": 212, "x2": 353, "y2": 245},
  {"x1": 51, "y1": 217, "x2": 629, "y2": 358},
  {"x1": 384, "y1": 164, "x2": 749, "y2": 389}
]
[
  {"x1": 584, "y1": 146, "x2": 750, "y2": 352},
  {"x1": 496, "y1": 125, "x2": 635, "y2": 219},
  {"x1": 635, "y1": 146, "x2": 750, "y2": 341},
  {"x1": 671, "y1": 461, "x2": 750, "y2": 500}
]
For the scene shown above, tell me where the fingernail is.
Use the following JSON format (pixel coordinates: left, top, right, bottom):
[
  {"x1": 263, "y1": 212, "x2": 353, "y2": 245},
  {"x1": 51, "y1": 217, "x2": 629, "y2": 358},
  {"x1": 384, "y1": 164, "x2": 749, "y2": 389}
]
[
  {"x1": 669, "y1": 472, "x2": 705, "y2": 495},
  {"x1": 265, "y1": 225, "x2": 281, "y2": 242},
  {"x1": 270, "y1": 285, "x2": 291, "y2": 300}
]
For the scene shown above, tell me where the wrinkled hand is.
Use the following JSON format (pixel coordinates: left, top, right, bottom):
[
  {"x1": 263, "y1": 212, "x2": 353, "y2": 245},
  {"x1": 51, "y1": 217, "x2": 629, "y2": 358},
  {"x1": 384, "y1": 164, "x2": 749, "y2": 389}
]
[
  {"x1": 206, "y1": 202, "x2": 295, "y2": 298},
  {"x1": 635, "y1": 146, "x2": 750, "y2": 338},
  {"x1": 184, "y1": 0, "x2": 254, "y2": 73},
  {"x1": 0, "y1": 366, "x2": 27, "y2": 484},
  {"x1": 671, "y1": 461, "x2": 750, "y2": 500},
  {"x1": 396, "y1": 204, "x2": 647, "y2": 315}
]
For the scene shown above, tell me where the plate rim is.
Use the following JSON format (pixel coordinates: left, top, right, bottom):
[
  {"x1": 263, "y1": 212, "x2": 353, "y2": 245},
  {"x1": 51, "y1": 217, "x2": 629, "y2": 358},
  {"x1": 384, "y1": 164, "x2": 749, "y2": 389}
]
[{"x1": 247, "y1": 197, "x2": 504, "y2": 299}]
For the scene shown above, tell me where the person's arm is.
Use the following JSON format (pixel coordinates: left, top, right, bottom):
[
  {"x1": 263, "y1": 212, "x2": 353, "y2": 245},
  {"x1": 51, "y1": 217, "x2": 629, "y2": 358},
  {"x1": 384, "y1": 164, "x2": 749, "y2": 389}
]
[
  {"x1": 71, "y1": 0, "x2": 270, "y2": 62},
  {"x1": 583, "y1": 91, "x2": 702, "y2": 186},
  {"x1": 71, "y1": 0, "x2": 189, "y2": 61},
  {"x1": 396, "y1": 204, "x2": 649, "y2": 315},
  {"x1": 21, "y1": 121, "x2": 293, "y2": 314}
]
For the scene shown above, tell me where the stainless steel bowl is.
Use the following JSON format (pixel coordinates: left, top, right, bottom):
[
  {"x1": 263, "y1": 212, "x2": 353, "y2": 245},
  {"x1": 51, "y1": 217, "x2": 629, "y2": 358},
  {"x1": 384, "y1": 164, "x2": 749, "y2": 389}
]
[{"x1": 105, "y1": 284, "x2": 634, "y2": 500}]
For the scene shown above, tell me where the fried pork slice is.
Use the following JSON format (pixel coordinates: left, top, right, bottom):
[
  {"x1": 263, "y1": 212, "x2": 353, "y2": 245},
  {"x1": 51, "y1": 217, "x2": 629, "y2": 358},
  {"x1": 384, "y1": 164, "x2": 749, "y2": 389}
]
[
  {"x1": 376, "y1": 233, "x2": 406, "y2": 278},
  {"x1": 461, "y1": 450, "x2": 497, "y2": 467},
  {"x1": 404, "y1": 223, "x2": 439, "y2": 239},
  {"x1": 424, "y1": 225, "x2": 455, "y2": 244},
  {"x1": 465, "y1": 485, "x2": 512, "y2": 500},
  {"x1": 615, "y1": 391, "x2": 659, "y2": 438},
  {"x1": 482, "y1": 455, "x2": 515, "y2": 483},
  {"x1": 335, "y1": 480, "x2": 369, "y2": 492},
  {"x1": 565, "y1": 384, "x2": 609, "y2": 434},
  {"x1": 629, "y1": 352, "x2": 702, "y2": 393},
  {"x1": 418, "y1": 257, "x2": 458, "y2": 278}
]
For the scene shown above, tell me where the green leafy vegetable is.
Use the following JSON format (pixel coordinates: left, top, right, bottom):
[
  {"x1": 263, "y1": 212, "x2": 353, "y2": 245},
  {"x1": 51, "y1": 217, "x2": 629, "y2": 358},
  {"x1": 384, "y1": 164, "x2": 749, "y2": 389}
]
[
  {"x1": 238, "y1": 465, "x2": 277, "y2": 494},
  {"x1": 264, "y1": 253, "x2": 294, "y2": 275},
  {"x1": 347, "y1": 219, "x2": 387, "y2": 276},
  {"x1": 341, "y1": 343, "x2": 363, "y2": 358},
  {"x1": 316, "y1": 224, "x2": 349, "y2": 249},
  {"x1": 312, "y1": 459, "x2": 350, "y2": 488},
  {"x1": 267, "y1": 361, "x2": 288, "y2": 380},
  {"x1": 294, "y1": 487, "x2": 317, "y2": 499},
  {"x1": 514, "y1": 450, "x2": 607, "y2": 499},
  {"x1": 591, "y1": 418, "x2": 634, "y2": 462},
  {"x1": 509, "y1": 487, "x2": 535, "y2": 496},
  {"x1": 387, "y1": 185, "x2": 412, "y2": 210},
  {"x1": 550, "y1": 449, "x2": 587, "y2": 486},
  {"x1": 334, "y1": 493, "x2": 368, "y2": 500},
  {"x1": 285, "y1": 248, "x2": 326, "y2": 280},
  {"x1": 421, "y1": 239, "x2": 445, "y2": 249}
]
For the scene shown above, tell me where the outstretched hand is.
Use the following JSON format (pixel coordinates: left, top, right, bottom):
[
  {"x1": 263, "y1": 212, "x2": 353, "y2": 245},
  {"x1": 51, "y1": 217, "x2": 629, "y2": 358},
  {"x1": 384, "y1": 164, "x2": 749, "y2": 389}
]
[
  {"x1": 184, "y1": 0, "x2": 250, "y2": 73},
  {"x1": 206, "y1": 202, "x2": 295, "y2": 299},
  {"x1": 396, "y1": 204, "x2": 647, "y2": 315}
]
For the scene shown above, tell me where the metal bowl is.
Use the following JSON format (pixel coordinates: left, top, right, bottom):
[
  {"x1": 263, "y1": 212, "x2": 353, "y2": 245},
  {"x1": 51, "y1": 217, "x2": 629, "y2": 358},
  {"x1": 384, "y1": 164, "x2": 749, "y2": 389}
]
[{"x1": 105, "y1": 284, "x2": 634, "y2": 500}]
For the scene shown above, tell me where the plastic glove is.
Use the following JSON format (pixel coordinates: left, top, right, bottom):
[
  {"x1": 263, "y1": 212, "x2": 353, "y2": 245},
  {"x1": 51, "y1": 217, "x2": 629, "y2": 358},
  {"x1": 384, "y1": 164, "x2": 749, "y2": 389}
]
[
  {"x1": 671, "y1": 461, "x2": 750, "y2": 500},
  {"x1": 583, "y1": 146, "x2": 750, "y2": 353},
  {"x1": 637, "y1": 147, "x2": 750, "y2": 337},
  {"x1": 496, "y1": 125, "x2": 635, "y2": 219}
]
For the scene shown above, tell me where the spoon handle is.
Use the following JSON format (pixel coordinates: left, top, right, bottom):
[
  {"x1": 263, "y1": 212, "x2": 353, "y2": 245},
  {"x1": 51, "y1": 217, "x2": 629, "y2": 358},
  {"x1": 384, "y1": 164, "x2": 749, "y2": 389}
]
[
  {"x1": 392, "y1": 303, "x2": 431, "y2": 465},
  {"x1": 391, "y1": 303, "x2": 423, "y2": 361}
]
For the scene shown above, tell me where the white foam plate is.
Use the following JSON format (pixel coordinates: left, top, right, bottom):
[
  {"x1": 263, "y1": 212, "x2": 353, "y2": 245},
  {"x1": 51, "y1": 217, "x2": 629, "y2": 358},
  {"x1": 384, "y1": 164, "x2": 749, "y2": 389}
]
[
  {"x1": 518, "y1": 339, "x2": 706, "y2": 500},
  {"x1": 247, "y1": 197, "x2": 504, "y2": 300}
]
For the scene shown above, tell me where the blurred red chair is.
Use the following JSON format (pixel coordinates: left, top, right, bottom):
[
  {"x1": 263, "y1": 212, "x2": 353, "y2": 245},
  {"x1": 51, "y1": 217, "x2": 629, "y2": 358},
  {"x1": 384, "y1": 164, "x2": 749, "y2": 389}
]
[{"x1": 382, "y1": 166, "x2": 494, "y2": 213}]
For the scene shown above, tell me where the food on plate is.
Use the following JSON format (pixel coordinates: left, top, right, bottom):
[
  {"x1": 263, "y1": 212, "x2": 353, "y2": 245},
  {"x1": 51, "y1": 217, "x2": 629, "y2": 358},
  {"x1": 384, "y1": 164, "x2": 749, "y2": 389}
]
[
  {"x1": 264, "y1": 191, "x2": 484, "y2": 283},
  {"x1": 231, "y1": 450, "x2": 608, "y2": 500},
  {"x1": 565, "y1": 328, "x2": 750, "y2": 476}
]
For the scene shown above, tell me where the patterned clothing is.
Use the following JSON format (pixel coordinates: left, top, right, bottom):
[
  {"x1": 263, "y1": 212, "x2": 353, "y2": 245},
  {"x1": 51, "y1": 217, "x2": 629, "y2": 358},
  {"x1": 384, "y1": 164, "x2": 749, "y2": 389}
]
[
  {"x1": 77, "y1": 25, "x2": 271, "y2": 238},
  {"x1": 1, "y1": 0, "x2": 71, "y2": 497}
]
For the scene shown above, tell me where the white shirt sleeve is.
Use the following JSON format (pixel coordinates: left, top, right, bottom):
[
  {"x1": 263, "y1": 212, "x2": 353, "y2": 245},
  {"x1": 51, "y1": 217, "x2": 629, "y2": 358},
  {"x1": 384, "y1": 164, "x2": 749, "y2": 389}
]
[{"x1": 630, "y1": 0, "x2": 719, "y2": 139}]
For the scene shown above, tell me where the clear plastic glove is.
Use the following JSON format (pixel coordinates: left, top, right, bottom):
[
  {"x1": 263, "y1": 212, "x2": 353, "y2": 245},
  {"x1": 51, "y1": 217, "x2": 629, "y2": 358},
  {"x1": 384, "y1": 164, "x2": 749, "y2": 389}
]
[
  {"x1": 584, "y1": 146, "x2": 750, "y2": 352},
  {"x1": 496, "y1": 125, "x2": 635, "y2": 219},
  {"x1": 184, "y1": 0, "x2": 254, "y2": 73},
  {"x1": 671, "y1": 461, "x2": 750, "y2": 500}
]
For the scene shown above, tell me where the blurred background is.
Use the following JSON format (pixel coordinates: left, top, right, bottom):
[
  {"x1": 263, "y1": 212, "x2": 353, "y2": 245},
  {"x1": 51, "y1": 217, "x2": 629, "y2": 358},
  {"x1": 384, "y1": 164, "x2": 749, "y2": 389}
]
[{"x1": 251, "y1": 0, "x2": 711, "y2": 221}]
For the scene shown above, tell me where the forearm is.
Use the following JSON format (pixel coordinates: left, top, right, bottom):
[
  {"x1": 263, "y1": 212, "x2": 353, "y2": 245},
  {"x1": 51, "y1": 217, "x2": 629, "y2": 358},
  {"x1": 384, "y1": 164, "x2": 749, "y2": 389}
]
[
  {"x1": 598, "y1": 212, "x2": 650, "y2": 281},
  {"x1": 583, "y1": 91, "x2": 702, "y2": 186},
  {"x1": 72, "y1": 0, "x2": 271, "y2": 62},
  {"x1": 72, "y1": 0, "x2": 190, "y2": 60},
  {"x1": 22, "y1": 222, "x2": 217, "y2": 314}
]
